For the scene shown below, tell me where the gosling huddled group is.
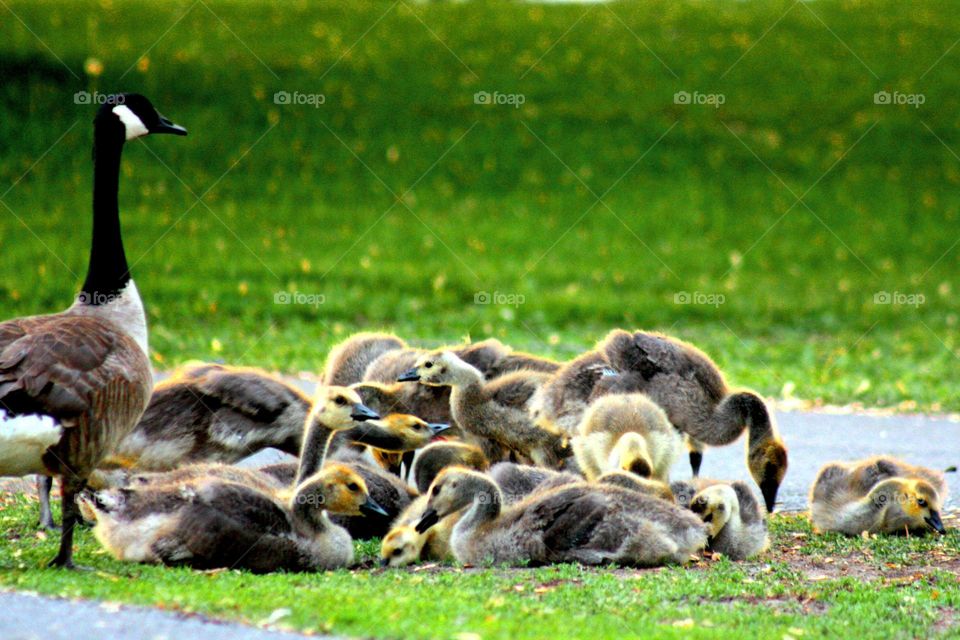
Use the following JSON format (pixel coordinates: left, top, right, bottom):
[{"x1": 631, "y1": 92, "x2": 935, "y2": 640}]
[
  {"x1": 0, "y1": 94, "x2": 950, "y2": 573},
  {"x1": 45, "y1": 329, "x2": 958, "y2": 572}
]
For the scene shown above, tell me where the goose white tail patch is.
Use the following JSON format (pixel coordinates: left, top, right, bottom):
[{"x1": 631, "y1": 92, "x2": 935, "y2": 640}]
[
  {"x1": 112, "y1": 104, "x2": 149, "y2": 140},
  {"x1": 0, "y1": 411, "x2": 62, "y2": 477}
]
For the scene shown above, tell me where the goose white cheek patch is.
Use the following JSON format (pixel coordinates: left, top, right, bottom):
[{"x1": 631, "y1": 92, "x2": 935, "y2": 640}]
[{"x1": 112, "y1": 104, "x2": 149, "y2": 140}]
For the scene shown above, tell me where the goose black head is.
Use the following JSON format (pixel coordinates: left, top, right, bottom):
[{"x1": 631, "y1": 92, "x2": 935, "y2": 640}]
[{"x1": 94, "y1": 93, "x2": 187, "y2": 142}]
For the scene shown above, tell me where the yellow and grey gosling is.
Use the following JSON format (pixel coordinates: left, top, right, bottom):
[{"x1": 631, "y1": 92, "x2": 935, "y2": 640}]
[
  {"x1": 571, "y1": 393, "x2": 681, "y2": 482},
  {"x1": 415, "y1": 468, "x2": 707, "y2": 567},
  {"x1": 399, "y1": 351, "x2": 569, "y2": 468},
  {"x1": 380, "y1": 493, "x2": 463, "y2": 568},
  {"x1": 534, "y1": 329, "x2": 788, "y2": 512},
  {"x1": 809, "y1": 456, "x2": 948, "y2": 536},
  {"x1": 79, "y1": 387, "x2": 385, "y2": 572},
  {"x1": 672, "y1": 478, "x2": 768, "y2": 560}
]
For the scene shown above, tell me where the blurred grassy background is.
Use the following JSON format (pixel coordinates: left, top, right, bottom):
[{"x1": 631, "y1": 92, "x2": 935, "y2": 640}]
[{"x1": 1, "y1": 0, "x2": 958, "y2": 410}]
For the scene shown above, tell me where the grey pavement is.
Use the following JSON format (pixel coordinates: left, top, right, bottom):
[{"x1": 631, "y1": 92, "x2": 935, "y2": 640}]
[{"x1": 0, "y1": 590, "x2": 319, "y2": 640}]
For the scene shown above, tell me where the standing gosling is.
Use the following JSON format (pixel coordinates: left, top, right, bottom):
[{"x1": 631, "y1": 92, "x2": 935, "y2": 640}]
[
  {"x1": 809, "y1": 457, "x2": 948, "y2": 536},
  {"x1": 399, "y1": 351, "x2": 568, "y2": 468},
  {"x1": 415, "y1": 468, "x2": 706, "y2": 567},
  {"x1": 572, "y1": 393, "x2": 681, "y2": 482}
]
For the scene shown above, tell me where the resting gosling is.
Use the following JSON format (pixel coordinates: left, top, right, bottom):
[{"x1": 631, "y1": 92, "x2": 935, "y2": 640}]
[
  {"x1": 572, "y1": 393, "x2": 681, "y2": 482},
  {"x1": 416, "y1": 468, "x2": 706, "y2": 567},
  {"x1": 674, "y1": 480, "x2": 769, "y2": 560},
  {"x1": 399, "y1": 351, "x2": 568, "y2": 467},
  {"x1": 537, "y1": 330, "x2": 788, "y2": 512},
  {"x1": 809, "y1": 457, "x2": 948, "y2": 536},
  {"x1": 80, "y1": 386, "x2": 383, "y2": 571}
]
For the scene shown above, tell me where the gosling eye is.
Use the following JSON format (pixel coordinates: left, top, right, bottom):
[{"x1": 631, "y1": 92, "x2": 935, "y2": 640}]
[
  {"x1": 334, "y1": 396, "x2": 347, "y2": 406},
  {"x1": 432, "y1": 485, "x2": 441, "y2": 496},
  {"x1": 413, "y1": 424, "x2": 423, "y2": 431},
  {"x1": 716, "y1": 504, "x2": 725, "y2": 512},
  {"x1": 917, "y1": 498, "x2": 928, "y2": 508},
  {"x1": 347, "y1": 482, "x2": 360, "y2": 492},
  {"x1": 424, "y1": 362, "x2": 433, "y2": 369},
  {"x1": 392, "y1": 549, "x2": 402, "y2": 556}
]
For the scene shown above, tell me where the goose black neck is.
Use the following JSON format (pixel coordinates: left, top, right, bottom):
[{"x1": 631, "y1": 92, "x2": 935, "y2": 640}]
[{"x1": 81, "y1": 125, "x2": 130, "y2": 302}]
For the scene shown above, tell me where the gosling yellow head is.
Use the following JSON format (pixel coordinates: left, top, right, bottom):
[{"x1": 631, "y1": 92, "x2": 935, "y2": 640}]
[
  {"x1": 398, "y1": 351, "x2": 468, "y2": 387},
  {"x1": 380, "y1": 526, "x2": 426, "y2": 567},
  {"x1": 895, "y1": 479, "x2": 946, "y2": 535},
  {"x1": 312, "y1": 386, "x2": 380, "y2": 430},
  {"x1": 291, "y1": 464, "x2": 388, "y2": 524},
  {"x1": 690, "y1": 484, "x2": 739, "y2": 539}
]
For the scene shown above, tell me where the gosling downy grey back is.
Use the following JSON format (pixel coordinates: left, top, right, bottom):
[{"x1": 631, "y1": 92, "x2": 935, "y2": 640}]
[{"x1": 417, "y1": 469, "x2": 706, "y2": 567}]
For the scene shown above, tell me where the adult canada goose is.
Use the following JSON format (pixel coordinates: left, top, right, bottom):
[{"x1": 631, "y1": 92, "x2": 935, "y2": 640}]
[
  {"x1": 809, "y1": 457, "x2": 948, "y2": 536},
  {"x1": 571, "y1": 393, "x2": 681, "y2": 482},
  {"x1": 399, "y1": 351, "x2": 569, "y2": 468},
  {"x1": 415, "y1": 468, "x2": 706, "y2": 567},
  {"x1": 80, "y1": 386, "x2": 385, "y2": 571},
  {"x1": 536, "y1": 330, "x2": 788, "y2": 512},
  {"x1": 0, "y1": 94, "x2": 186, "y2": 567},
  {"x1": 672, "y1": 478, "x2": 768, "y2": 560},
  {"x1": 412, "y1": 441, "x2": 489, "y2": 494}
]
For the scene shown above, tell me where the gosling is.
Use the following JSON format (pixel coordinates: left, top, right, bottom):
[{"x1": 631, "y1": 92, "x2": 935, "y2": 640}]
[
  {"x1": 415, "y1": 468, "x2": 706, "y2": 567},
  {"x1": 413, "y1": 441, "x2": 490, "y2": 494},
  {"x1": 572, "y1": 393, "x2": 681, "y2": 482},
  {"x1": 809, "y1": 457, "x2": 948, "y2": 536},
  {"x1": 676, "y1": 480, "x2": 769, "y2": 560},
  {"x1": 399, "y1": 351, "x2": 569, "y2": 467},
  {"x1": 537, "y1": 329, "x2": 788, "y2": 512}
]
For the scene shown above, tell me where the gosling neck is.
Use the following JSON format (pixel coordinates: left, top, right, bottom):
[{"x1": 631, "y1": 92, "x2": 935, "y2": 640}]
[
  {"x1": 456, "y1": 478, "x2": 502, "y2": 533},
  {"x1": 295, "y1": 411, "x2": 339, "y2": 486}
]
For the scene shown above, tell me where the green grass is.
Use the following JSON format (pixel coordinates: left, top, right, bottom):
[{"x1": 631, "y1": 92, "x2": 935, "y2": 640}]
[
  {"x1": 2, "y1": 0, "x2": 960, "y2": 410},
  {"x1": 1, "y1": 495, "x2": 958, "y2": 639}
]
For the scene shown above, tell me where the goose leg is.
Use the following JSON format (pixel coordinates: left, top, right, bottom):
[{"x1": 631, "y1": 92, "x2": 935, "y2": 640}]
[
  {"x1": 48, "y1": 478, "x2": 84, "y2": 569},
  {"x1": 37, "y1": 475, "x2": 58, "y2": 530}
]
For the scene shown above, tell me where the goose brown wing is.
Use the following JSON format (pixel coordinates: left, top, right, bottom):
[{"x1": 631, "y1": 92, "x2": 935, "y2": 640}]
[{"x1": 0, "y1": 315, "x2": 149, "y2": 420}]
